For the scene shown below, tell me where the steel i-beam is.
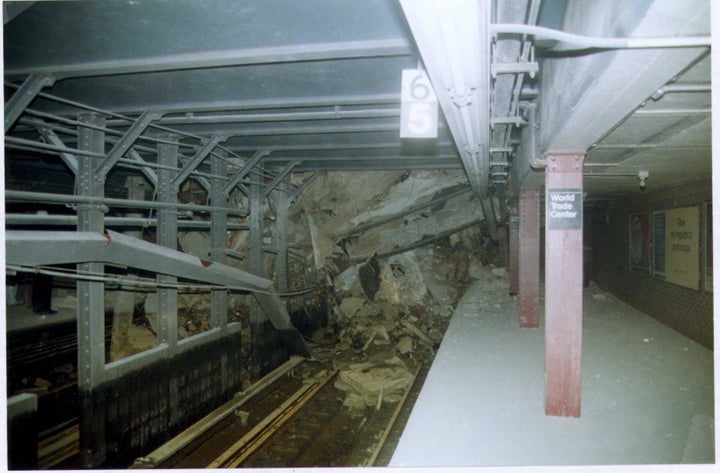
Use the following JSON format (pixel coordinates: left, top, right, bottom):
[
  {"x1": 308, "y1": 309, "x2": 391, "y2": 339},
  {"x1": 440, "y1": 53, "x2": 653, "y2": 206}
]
[
  {"x1": 274, "y1": 183, "x2": 291, "y2": 293},
  {"x1": 223, "y1": 149, "x2": 271, "y2": 197},
  {"x1": 290, "y1": 172, "x2": 319, "y2": 201},
  {"x1": 5, "y1": 73, "x2": 56, "y2": 132},
  {"x1": 76, "y1": 112, "x2": 107, "y2": 468},
  {"x1": 210, "y1": 150, "x2": 230, "y2": 391},
  {"x1": 249, "y1": 171, "x2": 265, "y2": 379},
  {"x1": 156, "y1": 138, "x2": 180, "y2": 354},
  {"x1": 263, "y1": 162, "x2": 299, "y2": 198},
  {"x1": 173, "y1": 135, "x2": 226, "y2": 189},
  {"x1": 38, "y1": 126, "x2": 79, "y2": 174},
  {"x1": 210, "y1": 151, "x2": 229, "y2": 331},
  {"x1": 95, "y1": 111, "x2": 161, "y2": 181}
]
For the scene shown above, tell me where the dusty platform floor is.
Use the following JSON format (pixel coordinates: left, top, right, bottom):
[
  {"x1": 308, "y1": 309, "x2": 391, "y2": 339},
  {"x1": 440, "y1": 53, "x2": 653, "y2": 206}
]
[{"x1": 391, "y1": 281, "x2": 714, "y2": 466}]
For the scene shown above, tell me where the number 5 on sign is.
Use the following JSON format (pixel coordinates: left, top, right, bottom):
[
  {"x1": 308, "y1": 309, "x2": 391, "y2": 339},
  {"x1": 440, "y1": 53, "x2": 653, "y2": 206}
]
[{"x1": 400, "y1": 69, "x2": 438, "y2": 138}]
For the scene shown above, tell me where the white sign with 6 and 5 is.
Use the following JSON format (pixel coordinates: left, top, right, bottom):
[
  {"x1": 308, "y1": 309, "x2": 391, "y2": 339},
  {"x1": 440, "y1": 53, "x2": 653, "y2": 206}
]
[{"x1": 400, "y1": 69, "x2": 438, "y2": 138}]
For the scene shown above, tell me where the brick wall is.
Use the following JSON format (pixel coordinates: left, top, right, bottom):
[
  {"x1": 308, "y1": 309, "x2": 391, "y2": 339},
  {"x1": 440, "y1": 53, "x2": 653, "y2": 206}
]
[{"x1": 589, "y1": 179, "x2": 713, "y2": 349}]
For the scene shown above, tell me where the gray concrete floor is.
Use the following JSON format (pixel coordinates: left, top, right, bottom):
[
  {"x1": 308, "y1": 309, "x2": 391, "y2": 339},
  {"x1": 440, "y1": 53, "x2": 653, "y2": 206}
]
[{"x1": 390, "y1": 279, "x2": 714, "y2": 467}]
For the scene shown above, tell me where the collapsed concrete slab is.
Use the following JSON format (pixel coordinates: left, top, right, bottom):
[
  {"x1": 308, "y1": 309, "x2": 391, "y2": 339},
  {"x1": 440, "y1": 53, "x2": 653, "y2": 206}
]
[
  {"x1": 292, "y1": 170, "x2": 473, "y2": 271},
  {"x1": 345, "y1": 192, "x2": 485, "y2": 262}
]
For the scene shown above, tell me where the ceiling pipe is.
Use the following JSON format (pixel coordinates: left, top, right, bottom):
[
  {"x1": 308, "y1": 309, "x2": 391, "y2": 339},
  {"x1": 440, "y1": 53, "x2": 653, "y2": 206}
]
[
  {"x1": 5, "y1": 213, "x2": 249, "y2": 230},
  {"x1": 490, "y1": 24, "x2": 711, "y2": 50},
  {"x1": 650, "y1": 83, "x2": 711, "y2": 100},
  {"x1": 156, "y1": 108, "x2": 401, "y2": 125},
  {"x1": 5, "y1": 190, "x2": 248, "y2": 216}
]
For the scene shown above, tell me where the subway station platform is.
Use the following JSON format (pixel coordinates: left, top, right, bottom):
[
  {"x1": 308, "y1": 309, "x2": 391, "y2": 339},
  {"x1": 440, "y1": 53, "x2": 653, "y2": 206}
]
[{"x1": 390, "y1": 279, "x2": 714, "y2": 467}]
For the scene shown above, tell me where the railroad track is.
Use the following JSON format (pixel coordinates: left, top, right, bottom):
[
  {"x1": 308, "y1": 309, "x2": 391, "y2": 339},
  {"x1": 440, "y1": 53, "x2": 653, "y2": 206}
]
[{"x1": 134, "y1": 357, "x2": 422, "y2": 468}]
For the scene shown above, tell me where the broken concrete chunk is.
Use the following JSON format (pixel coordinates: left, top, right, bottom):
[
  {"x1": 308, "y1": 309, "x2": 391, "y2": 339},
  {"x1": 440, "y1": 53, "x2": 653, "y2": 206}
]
[
  {"x1": 335, "y1": 364, "x2": 414, "y2": 408},
  {"x1": 366, "y1": 324, "x2": 390, "y2": 342},
  {"x1": 384, "y1": 355, "x2": 407, "y2": 367},
  {"x1": 334, "y1": 263, "x2": 360, "y2": 293},
  {"x1": 337, "y1": 297, "x2": 366, "y2": 320},
  {"x1": 234, "y1": 409, "x2": 250, "y2": 426},
  {"x1": 396, "y1": 336, "x2": 414, "y2": 354},
  {"x1": 377, "y1": 261, "x2": 401, "y2": 304},
  {"x1": 468, "y1": 260, "x2": 485, "y2": 279},
  {"x1": 400, "y1": 320, "x2": 434, "y2": 347},
  {"x1": 491, "y1": 267, "x2": 508, "y2": 279},
  {"x1": 342, "y1": 392, "x2": 368, "y2": 411},
  {"x1": 387, "y1": 252, "x2": 428, "y2": 305},
  {"x1": 178, "y1": 231, "x2": 212, "y2": 259}
]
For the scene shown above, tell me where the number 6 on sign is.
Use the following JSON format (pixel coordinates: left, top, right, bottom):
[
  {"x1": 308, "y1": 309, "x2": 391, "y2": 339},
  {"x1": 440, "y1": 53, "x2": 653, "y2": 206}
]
[{"x1": 400, "y1": 69, "x2": 438, "y2": 138}]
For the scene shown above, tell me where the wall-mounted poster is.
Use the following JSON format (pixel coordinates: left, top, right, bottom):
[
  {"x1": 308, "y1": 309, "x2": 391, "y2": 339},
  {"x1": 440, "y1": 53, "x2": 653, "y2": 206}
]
[
  {"x1": 654, "y1": 206, "x2": 700, "y2": 290},
  {"x1": 629, "y1": 213, "x2": 652, "y2": 273},
  {"x1": 705, "y1": 202, "x2": 712, "y2": 292},
  {"x1": 653, "y1": 211, "x2": 666, "y2": 277}
]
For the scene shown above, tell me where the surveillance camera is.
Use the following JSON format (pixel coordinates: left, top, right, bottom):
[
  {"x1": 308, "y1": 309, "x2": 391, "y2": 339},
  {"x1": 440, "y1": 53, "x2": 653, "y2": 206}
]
[
  {"x1": 639, "y1": 178, "x2": 646, "y2": 189},
  {"x1": 637, "y1": 171, "x2": 649, "y2": 190}
]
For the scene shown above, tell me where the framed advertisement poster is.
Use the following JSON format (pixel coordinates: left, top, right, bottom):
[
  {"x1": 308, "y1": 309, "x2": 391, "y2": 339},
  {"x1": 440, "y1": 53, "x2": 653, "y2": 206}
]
[
  {"x1": 629, "y1": 213, "x2": 652, "y2": 273},
  {"x1": 653, "y1": 206, "x2": 700, "y2": 290},
  {"x1": 653, "y1": 211, "x2": 666, "y2": 278}
]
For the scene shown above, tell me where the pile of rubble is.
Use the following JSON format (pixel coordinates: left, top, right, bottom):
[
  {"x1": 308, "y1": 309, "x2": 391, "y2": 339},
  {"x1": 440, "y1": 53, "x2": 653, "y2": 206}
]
[{"x1": 304, "y1": 241, "x2": 499, "y2": 412}]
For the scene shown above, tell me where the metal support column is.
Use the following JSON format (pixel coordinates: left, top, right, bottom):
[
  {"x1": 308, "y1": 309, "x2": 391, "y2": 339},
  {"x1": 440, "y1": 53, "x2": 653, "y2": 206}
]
[
  {"x1": 544, "y1": 153, "x2": 585, "y2": 418},
  {"x1": 157, "y1": 138, "x2": 180, "y2": 352},
  {"x1": 210, "y1": 151, "x2": 229, "y2": 330},
  {"x1": 75, "y1": 112, "x2": 107, "y2": 468},
  {"x1": 274, "y1": 183, "x2": 290, "y2": 293},
  {"x1": 249, "y1": 171, "x2": 265, "y2": 379},
  {"x1": 518, "y1": 188, "x2": 539, "y2": 328},
  {"x1": 156, "y1": 138, "x2": 180, "y2": 426},
  {"x1": 508, "y1": 208, "x2": 519, "y2": 295},
  {"x1": 210, "y1": 150, "x2": 230, "y2": 392}
]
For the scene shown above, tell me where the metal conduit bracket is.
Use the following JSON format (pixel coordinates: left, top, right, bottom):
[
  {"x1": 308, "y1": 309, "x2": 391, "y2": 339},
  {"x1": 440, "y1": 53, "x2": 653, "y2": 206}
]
[{"x1": 449, "y1": 86, "x2": 476, "y2": 108}]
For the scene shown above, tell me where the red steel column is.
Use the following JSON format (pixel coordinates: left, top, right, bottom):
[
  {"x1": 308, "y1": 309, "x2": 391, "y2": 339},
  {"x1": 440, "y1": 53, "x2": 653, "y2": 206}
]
[
  {"x1": 508, "y1": 208, "x2": 519, "y2": 295},
  {"x1": 545, "y1": 153, "x2": 585, "y2": 418},
  {"x1": 518, "y1": 188, "x2": 539, "y2": 328}
]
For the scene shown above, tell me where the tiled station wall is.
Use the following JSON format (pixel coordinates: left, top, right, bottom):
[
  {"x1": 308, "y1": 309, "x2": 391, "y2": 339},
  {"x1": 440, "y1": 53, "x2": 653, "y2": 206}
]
[{"x1": 589, "y1": 179, "x2": 713, "y2": 349}]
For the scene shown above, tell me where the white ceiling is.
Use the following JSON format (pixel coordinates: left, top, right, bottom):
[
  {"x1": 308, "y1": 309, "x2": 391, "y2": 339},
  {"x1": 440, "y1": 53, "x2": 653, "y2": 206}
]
[{"x1": 3, "y1": 0, "x2": 712, "y2": 212}]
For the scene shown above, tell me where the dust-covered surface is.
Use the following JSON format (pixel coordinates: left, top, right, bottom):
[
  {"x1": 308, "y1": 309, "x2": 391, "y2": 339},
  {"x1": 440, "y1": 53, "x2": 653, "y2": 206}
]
[
  {"x1": 391, "y1": 279, "x2": 714, "y2": 466},
  {"x1": 307, "y1": 241, "x2": 491, "y2": 413}
]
